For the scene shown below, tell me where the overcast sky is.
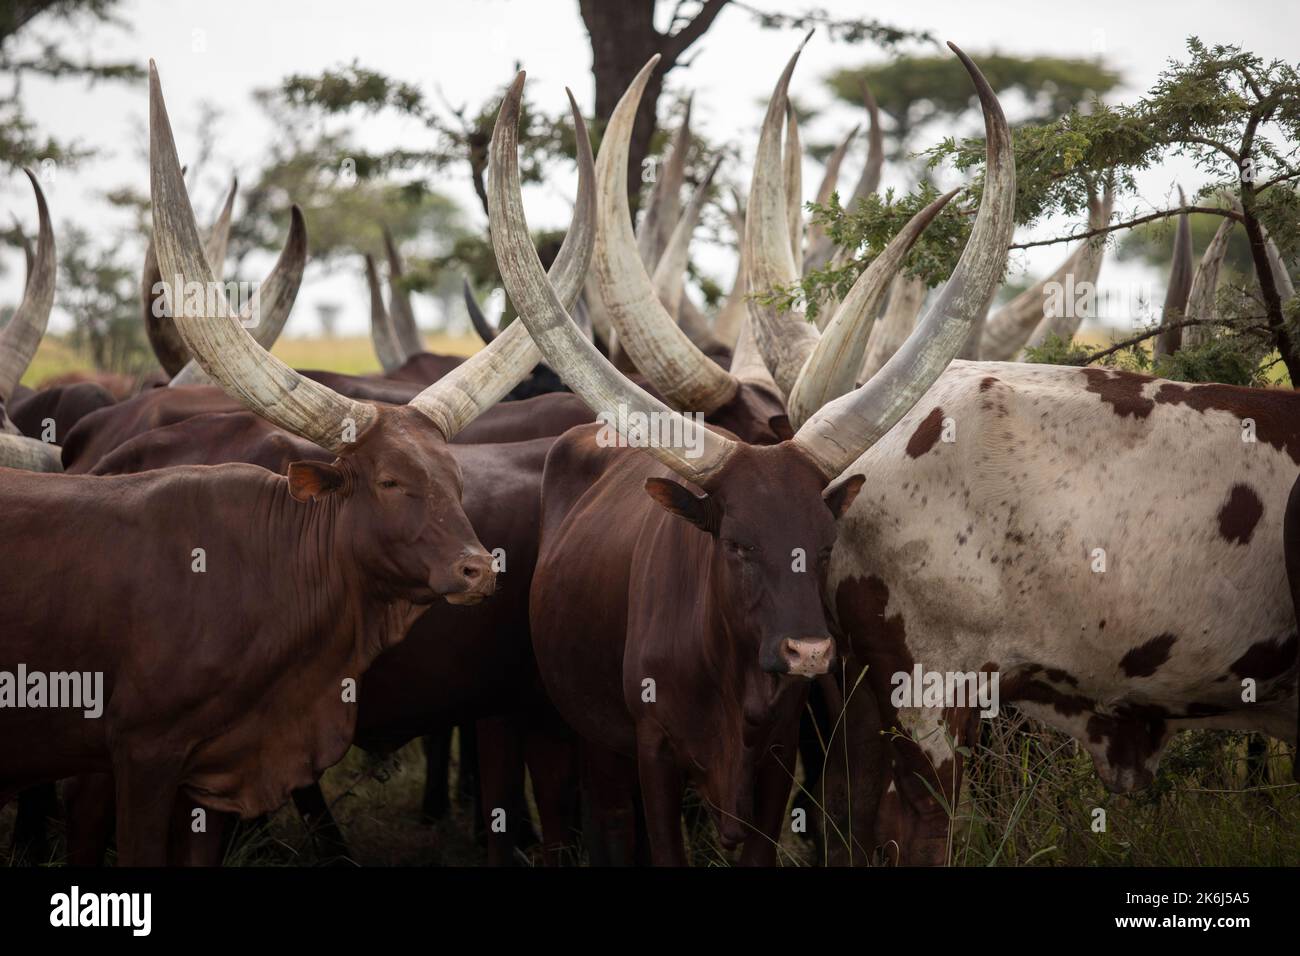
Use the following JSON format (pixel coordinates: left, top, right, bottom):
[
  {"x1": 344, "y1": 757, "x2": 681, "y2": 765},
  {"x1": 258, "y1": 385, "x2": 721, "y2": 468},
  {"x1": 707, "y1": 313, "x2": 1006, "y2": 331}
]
[{"x1": 6, "y1": 0, "x2": 1299, "y2": 336}]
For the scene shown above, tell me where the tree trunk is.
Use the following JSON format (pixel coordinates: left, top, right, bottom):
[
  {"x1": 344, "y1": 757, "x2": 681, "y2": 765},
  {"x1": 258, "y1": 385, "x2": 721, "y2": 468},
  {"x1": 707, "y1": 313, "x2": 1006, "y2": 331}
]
[
  {"x1": 1241, "y1": 190, "x2": 1300, "y2": 386},
  {"x1": 580, "y1": 0, "x2": 664, "y2": 209}
]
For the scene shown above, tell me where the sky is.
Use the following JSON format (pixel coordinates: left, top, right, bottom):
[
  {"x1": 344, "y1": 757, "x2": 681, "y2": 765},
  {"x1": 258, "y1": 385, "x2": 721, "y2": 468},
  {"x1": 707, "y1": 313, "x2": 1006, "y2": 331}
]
[{"x1": 5, "y1": 0, "x2": 1300, "y2": 337}]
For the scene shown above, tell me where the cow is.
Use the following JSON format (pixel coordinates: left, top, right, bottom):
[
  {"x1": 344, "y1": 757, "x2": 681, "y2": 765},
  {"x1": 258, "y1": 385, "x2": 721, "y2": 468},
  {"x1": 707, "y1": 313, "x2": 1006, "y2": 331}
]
[
  {"x1": 0, "y1": 60, "x2": 597, "y2": 864},
  {"x1": 484, "y1": 44, "x2": 1013, "y2": 864},
  {"x1": 731, "y1": 51, "x2": 1299, "y2": 866}
]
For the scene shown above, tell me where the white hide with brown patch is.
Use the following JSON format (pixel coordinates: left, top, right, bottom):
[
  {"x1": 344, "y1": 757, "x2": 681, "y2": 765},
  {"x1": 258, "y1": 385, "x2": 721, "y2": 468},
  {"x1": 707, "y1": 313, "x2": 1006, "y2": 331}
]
[{"x1": 829, "y1": 360, "x2": 1300, "y2": 794}]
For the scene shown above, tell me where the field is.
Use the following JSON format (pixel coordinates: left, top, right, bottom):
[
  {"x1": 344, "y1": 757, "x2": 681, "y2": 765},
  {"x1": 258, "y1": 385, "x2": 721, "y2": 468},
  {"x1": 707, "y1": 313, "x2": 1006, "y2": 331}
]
[{"x1": 18, "y1": 333, "x2": 485, "y2": 390}]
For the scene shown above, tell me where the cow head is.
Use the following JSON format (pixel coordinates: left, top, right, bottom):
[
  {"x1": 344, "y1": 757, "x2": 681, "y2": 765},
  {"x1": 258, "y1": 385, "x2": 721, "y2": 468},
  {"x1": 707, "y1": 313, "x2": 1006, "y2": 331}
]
[
  {"x1": 644, "y1": 442, "x2": 863, "y2": 677},
  {"x1": 285, "y1": 406, "x2": 493, "y2": 604},
  {"x1": 147, "y1": 60, "x2": 596, "y2": 607}
]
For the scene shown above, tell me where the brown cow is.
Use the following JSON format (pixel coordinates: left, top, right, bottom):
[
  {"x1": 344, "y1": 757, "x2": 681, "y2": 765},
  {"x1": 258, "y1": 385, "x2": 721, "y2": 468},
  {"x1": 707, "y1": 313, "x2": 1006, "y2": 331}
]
[
  {"x1": 487, "y1": 46, "x2": 1013, "y2": 864},
  {"x1": 0, "y1": 61, "x2": 597, "y2": 864}
]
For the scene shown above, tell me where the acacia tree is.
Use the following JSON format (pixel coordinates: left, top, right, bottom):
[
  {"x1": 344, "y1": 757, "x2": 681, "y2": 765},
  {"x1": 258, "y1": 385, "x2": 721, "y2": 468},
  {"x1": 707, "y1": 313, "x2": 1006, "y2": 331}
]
[{"x1": 797, "y1": 39, "x2": 1300, "y2": 386}]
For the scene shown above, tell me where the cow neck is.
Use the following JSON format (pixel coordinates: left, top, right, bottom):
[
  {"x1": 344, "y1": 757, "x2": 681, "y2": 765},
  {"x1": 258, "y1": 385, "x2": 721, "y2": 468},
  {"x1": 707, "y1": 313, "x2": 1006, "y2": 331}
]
[{"x1": 258, "y1": 474, "x2": 421, "y2": 672}]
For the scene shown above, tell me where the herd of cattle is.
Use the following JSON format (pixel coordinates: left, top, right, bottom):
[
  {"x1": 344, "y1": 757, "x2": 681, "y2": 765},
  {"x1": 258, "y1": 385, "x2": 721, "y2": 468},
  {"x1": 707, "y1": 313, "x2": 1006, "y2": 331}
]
[{"x1": 1, "y1": 40, "x2": 1298, "y2": 867}]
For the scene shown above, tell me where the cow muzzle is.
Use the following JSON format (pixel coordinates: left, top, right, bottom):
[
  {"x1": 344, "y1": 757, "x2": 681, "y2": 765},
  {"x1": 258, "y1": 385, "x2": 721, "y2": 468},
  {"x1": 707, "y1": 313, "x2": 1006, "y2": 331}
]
[
  {"x1": 442, "y1": 550, "x2": 497, "y2": 605},
  {"x1": 773, "y1": 636, "x2": 835, "y2": 678}
]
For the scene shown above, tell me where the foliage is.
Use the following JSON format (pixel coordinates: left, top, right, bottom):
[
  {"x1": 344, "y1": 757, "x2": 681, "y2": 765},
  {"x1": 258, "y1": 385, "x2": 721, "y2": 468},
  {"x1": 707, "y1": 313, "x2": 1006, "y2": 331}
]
[{"x1": 55, "y1": 223, "x2": 149, "y2": 373}]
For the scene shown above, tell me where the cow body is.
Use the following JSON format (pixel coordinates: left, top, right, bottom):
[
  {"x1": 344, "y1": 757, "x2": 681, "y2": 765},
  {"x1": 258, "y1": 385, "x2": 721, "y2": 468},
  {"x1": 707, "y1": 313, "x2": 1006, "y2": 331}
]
[
  {"x1": 530, "y1": 423, "x2": 860, "y2": 864},
  {"x1": 830, "y1": 361, "x2": 1300, "y2": 862},
  {"x1": 7, "y1": 381, "x2": 117, "y2": 445}
]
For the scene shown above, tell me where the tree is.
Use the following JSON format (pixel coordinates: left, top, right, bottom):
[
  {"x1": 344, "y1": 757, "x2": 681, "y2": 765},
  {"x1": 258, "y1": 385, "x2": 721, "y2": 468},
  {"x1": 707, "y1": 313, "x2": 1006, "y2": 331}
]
[
  {"x1": 799, "y1": 39, "x2": 1300, "y2": 385},
  {"x1": 1, "y1": 0, "x2": 142, "y2": 171}
]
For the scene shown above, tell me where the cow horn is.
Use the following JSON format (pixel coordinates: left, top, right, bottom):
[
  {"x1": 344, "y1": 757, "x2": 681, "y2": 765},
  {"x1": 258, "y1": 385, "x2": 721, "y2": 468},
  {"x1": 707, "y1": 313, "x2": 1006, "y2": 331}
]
[
  {"x1": 366, "y1": 253, "x2": 406, "y2": 372},
  {"x1": 150, "y1": 61, "x2": 377, "y2": 453},
  {"x1": 650, "y1": 154, "x2": 722, "y2": 321},
  {"x1": 406, "y1": 81, "x2": 596, "y2": 438},
  {"x1": 593, "y1": 57, "x2": 738, "y2": 414},
  {"x1": 204, "y1": 176, "x2": 237, "y2": 278},
  {"x1": 493, "y1": 68, "x2": 735, "y2": 486},
  {"x1": 805, "y1": 123, "x2": 859, "y2": 259},
  {"x1": 463, "y1": 279, "x2": 498, "y2": 344},
  {"x1": 787, "y1": 187, "x2": 959, "y2": 429},
  {"x1": 144, "y1": 173, "x2": 239, "y2": 376},
  {"x1": 712, "y1": 188, "x2": 749, "y2": 349},
  {"x1": 793, "y1": 43, "x2": 1015, "y2": 479},
  {"x1": 0, "y1": 170, "x2": 55, "y2": 407},
  {"x1": 637, "y1": 95, "x2": 692, "y2": 270},
  {"x1": 784, "y1": 102, "x2": 804, "y2": 272},
  {"x1": 1154, "y1": 187, "x2": 1195, "y2": 358},
  {"x1": 1183, "y1": 209, "x2": 1235, "y2": 349},
  {"x1": 169, "y1": 206, "x2": 308, "y2": 387},
  {"x1": 383, "y1": 226, "x2": 423, "y2": 358},
  {"x1": 0, "y1": 433, "x2": 63, "y2": 472},
  {"x1": 744, "y1": 42, "x2": 821, "y2": 400},
  {"x1": 848, "y1": 81, "x2": 885, "y2": 206}
]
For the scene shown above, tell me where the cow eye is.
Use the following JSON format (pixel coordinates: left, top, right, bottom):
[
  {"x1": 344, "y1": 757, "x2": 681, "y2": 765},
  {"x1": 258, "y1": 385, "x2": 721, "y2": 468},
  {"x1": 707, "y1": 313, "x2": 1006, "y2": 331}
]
[
  {"x1": 378, "y1": 479, "x2": 400, "y2": 490},
  {"x1": 723, "y1": 539, "x2": 757, "y2": 557}
]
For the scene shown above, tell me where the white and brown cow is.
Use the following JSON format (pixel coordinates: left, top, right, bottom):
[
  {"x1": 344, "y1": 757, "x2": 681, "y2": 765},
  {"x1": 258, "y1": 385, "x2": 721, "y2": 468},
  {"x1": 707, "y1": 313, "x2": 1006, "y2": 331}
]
[{"x1": 830, "y1": 359, "x2": 1300, "y2": 864}]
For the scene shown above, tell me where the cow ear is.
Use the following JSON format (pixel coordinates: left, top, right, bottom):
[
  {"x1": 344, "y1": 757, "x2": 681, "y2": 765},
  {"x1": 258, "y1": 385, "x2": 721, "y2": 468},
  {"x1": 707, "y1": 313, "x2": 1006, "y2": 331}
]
[
  {"x1": 288, "y1": 460, "x2": 345, "y2": 502},
  {"x1": 824, "y1": 473, "x2": 866, "y2": 519},
  {"x1": 768, "y1": 413, "x2": 794, "y2": 441},
  {"x1": 644, "y1": 477, "x2": 721, "y2": 535}
]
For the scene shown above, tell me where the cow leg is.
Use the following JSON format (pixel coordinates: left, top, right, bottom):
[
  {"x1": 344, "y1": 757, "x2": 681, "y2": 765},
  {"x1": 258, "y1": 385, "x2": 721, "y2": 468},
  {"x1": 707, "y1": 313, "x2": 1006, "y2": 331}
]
[
  {"x1": 63, "y1": 773, "x2": 115, "y2": 866},
  {"x1": 420, "y1": 727, "x2": 453, "y2": 822},
  {"x1": 11, "y1": 784, "x2": 57, "y2": 865},
  {"x1": 875, "y1": 706, "x2": 975, "y2": 866},
  {"x1": 456, "y1": 721, "x2": 480, "y2": 806},
  {"x1": 291, "y1": 783, "x2": 352, "y2": 863},
  {"x1": 166, "y1": 799, "x2": 232, "y2": 866},
  {"x1": 524, "y1": 717, "x2": 581, "y2": 865},
  {"x1": 792, "y1": 678, "x2": 833, "y2": 842},
  {"x1": 635, "y1": 726, "x2": 688, "y2": 867},
  {"x1": 580, "y1": 741, "x2": 641, "y2": 866},
  {"x1": 112, "y1": 743, "x2": 184, "y2": 866},
  {"x1": 816, "y1": 666, "x2": 886, "y2": 866},
  {"x1": 737, "y1": 746, "x2": 798, "y2": 867},
  {"x1": 476, "y1": 715, "x2": 529, "y2": 866}
]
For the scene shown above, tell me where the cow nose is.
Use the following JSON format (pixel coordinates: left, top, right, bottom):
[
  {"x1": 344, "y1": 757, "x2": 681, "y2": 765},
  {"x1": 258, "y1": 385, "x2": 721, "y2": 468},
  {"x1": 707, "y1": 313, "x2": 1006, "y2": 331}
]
[
  {"x1": 781, "y1": 637, "x2": 835, "y2": 677},
  {"x1": 445, "y1": 552, "x2": 496, "y2": 604}
]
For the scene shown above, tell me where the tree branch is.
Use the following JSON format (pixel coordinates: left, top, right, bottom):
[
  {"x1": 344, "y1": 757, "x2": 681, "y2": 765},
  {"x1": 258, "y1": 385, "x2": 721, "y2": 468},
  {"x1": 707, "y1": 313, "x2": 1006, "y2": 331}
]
[
  {"x1": 659, "y1": 0, "x2": 731, "y2": 68},
  {"x1": 1009, "y1": 205, "x2": 1244, "y2": 251},
  {"x1": 1072, "y1": 318, "x2": 1261, "y2": 365}
]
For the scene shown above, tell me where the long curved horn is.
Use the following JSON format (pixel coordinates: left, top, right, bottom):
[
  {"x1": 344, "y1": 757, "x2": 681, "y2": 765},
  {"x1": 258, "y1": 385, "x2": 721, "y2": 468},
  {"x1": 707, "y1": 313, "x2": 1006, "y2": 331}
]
[
  {"x1": 463, "y1": 278, "x2": 498, "y2": 344},
  {"x1": 712, "y1": 188, "x2": 749, "y2": 348},
  {"x1": 981, "y1": 183, "x2": 1112, "y2": 360},
  {"x1": 730, "y1": 312, "x2": 778, "y2": 391},
  {"x1": 0, "y1": 433, "x2": 62, "y2": 472},
  {"x1": 637, "y1": 96, "x2": 692, "y2": 271},
  {"x1": 788, "y1": 188, "x2": 958, "y2": 429},
  {"x1": 383, "y1": 226, "x2": 423, "y2": 358},
  {"x1": 805, "y1": 124, "x2": 859, "y2": 260},
  {"x1": 793, "y1": 43, "x2": 1015, "y2": 480},
  {"x1": 1266, "y1": 231, "x2": 1295, "y2": 302},
  {"x1": 859, "y1": 273, "x2": 926, "y2": 384},
  {"x1": 169, "y1": 206, "x2": 308, "y2": 386},
  {"x1": 407, "y1": 82, "x2": 596, "y2": 438},
  {"x1": 744, "y1": 40, "x2": 821, "y2": 400},
  {"x1": 593, "y1": 57, "x2": 738, "y2": 413},
  {"x1": 0, "y1": 170, "x2": 54, "y2": 407},
  {"x1": 493, "y1": 70, "x2": 734, "y2": 486},
  {"x1": 366, "y1": 253, "x2": 405, "y2": 372},
  {"x1": 847, "y1": 81, "x2": 884, "y2": 206},
  {"x1": 143, "y1": 172, "x2": 237, "y2": 375},
  {"x1": 150, "y1": 61, "x2": 376, "y2": 454},
  {"x1": 1154, "y1": 189, "x2": 1194, "y2": 358},
  {"x1": 1183, "y1": 212, "x2": 1234, "y2": 349},
  {"x1": 784, "y1": 102, "x2": 804, "y2": 273},
  {"x1": 1016, "y1": 183, "x2": 1114, "y2": 355},
  {"x1": 204, "y1": 177, "x2": 237, "y2": 278},
  {"x1": 650, "y1": 154, "x2": 721, "y2": 321}
]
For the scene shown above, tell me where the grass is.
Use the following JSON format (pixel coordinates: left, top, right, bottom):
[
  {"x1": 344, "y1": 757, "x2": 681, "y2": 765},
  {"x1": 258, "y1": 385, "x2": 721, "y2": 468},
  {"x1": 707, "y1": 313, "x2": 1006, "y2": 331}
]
[{"x1": 19, "y1": 333, "x2": 484, "y2": 388}]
